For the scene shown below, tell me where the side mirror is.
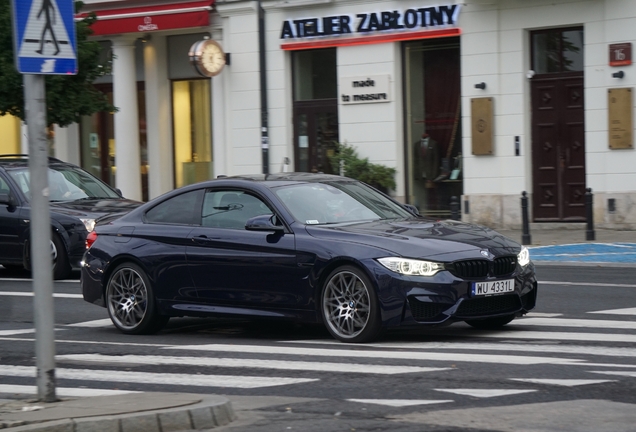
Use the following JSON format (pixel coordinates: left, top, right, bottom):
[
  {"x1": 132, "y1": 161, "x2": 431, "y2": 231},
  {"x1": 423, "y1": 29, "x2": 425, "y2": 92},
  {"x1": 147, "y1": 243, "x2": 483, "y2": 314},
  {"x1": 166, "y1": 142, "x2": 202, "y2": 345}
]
[
  {"x1": 245, "y1": 214, "x2": 284, "y2": 232},
  {"x1": 404, "y1": 204, "x2": 420, "y2": 216},
  {"x1": 0, "y1": 193, "x2": 16, "y2": 212}
]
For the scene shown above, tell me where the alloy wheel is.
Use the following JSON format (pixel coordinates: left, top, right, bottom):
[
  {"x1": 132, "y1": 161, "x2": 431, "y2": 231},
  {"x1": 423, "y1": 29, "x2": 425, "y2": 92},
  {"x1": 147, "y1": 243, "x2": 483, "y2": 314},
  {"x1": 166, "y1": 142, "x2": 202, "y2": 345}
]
[
  {"x1": 107, "y1": 267, "x2": 148, "y2": 331},
  {"x1": 322, "y1": 270, "x2": 371, "y2": 339}
]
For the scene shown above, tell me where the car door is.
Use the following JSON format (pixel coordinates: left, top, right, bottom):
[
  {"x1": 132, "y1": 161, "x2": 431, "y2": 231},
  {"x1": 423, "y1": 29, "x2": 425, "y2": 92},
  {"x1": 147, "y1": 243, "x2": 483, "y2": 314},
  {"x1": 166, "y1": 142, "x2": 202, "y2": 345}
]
[
  {"x1": 186, "y1": 189, "x2": 306, "y2": 311},
  {"x1": 0, "y1": 174, "x2": 23, "y2": 264},
  {"x1": 138, "y1": 189, "x2": 203, "y2": 301}
]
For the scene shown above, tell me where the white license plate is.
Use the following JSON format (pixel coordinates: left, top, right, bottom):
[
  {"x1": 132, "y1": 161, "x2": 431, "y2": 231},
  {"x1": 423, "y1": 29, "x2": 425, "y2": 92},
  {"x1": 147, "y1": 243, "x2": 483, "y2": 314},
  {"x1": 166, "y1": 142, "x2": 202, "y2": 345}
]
[{"x1": 471, "y1": 279, "x2": 515, "y2": 296}]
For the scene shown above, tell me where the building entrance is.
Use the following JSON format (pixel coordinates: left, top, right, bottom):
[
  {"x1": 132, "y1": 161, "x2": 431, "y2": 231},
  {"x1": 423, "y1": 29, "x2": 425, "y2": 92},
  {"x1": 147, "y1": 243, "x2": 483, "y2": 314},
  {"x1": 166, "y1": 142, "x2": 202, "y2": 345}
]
[{"x1": 530, "y1": 28, "x2": 585, "y2": 221}]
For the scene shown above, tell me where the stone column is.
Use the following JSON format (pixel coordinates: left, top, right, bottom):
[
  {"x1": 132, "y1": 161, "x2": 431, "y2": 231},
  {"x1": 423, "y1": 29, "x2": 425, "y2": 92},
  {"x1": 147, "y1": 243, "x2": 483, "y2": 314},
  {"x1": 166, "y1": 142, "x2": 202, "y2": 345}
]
[
  {"x1": 144, "y1": 34, "x2": 174, "y2": 199},
  {"x1": 111, "y1": 37, "x2": 142, "y2": 201}
]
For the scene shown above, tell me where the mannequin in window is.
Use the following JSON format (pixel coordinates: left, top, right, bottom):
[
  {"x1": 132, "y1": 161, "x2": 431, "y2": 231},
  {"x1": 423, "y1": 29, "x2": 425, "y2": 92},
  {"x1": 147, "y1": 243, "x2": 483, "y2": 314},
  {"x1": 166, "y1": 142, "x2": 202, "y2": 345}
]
[{"x1": 415, "y1": 133, "x2": 439, "y2": 186}]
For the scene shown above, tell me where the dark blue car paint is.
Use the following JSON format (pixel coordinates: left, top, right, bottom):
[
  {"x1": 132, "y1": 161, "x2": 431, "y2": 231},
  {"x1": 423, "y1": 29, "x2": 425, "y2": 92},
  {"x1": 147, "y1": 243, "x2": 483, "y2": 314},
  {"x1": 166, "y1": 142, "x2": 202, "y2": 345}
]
[{"x1": 81, "y1": 175, "x2": 537, "y2": 332}]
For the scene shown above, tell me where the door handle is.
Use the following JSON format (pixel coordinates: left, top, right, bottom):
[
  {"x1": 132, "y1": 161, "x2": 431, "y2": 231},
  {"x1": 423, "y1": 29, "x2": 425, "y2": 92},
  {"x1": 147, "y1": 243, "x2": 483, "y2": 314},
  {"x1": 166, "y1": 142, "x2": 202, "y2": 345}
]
[{"x1": 191, "y1": 235, "x2": 219, "y2": 244}]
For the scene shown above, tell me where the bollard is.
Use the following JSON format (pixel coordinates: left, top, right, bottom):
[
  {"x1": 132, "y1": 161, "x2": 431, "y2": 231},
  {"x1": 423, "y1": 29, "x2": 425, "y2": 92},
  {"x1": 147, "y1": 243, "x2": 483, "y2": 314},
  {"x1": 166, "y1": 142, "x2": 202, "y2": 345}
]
[
  {"x1": 450, "y1": 196, "x2": 460, "y2": 220},
  {"x1": 521, "y1": 191, "x2": 532, "y2": 245},
  {"x1": 586, "y1": 188, "x2": 595, "y2": 241}
]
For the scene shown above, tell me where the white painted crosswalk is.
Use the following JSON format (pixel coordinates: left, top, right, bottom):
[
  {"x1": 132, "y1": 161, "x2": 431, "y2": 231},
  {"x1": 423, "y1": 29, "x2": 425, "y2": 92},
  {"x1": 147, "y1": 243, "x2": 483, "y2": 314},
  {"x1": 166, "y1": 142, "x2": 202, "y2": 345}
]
[{"x1": 2, "y1": 311, "x2": 636, "y2": 405}]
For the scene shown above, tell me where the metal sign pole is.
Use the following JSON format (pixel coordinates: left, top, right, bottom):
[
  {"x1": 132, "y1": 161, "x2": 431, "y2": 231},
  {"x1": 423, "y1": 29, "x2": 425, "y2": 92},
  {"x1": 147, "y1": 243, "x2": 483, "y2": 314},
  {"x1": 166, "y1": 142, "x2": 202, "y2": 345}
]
[{"x1": 24, "y1": 73, "x2": 57, "y2": 402}]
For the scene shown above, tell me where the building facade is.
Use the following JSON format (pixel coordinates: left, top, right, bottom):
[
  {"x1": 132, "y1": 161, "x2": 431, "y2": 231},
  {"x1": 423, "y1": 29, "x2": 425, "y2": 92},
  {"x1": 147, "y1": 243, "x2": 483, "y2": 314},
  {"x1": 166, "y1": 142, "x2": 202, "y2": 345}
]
[{"x1": 2, "y1": 0, "x2": 636, "y2": 229}]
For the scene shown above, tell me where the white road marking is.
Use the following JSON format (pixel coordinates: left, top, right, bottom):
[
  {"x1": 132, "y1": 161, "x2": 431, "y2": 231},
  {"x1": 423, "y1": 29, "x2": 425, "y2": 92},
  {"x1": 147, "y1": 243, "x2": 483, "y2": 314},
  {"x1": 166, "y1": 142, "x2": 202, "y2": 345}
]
[
  {"x1": 462, "y1": 331, "x2": 636, "y2": 343},
  {"x1": 56, "y1": 354, "x2": 447, "y2": 375},
  {"x1": 510, "y1": 317, "x2": 636, "y2": 330},
  {"x1": 0, "y1": 278, "x2": 79, "y2": 283},
  {"x1": 589, "y1": 307, "x2": 636, "y2": 315},
  {"x1": 434, "y1": 389, "x2": 536, "y2": 398},
  {"x1": 0, "y1": 365, "x2": 317, "y2": 389},
  {"x1": 590, "y1": 371, "x2": 636, "y2": 378},
  {"x1": 65, "y1": 319, "x2": 112, "y2": 328},
  {"x1": 290, "y1": 340, "x2": 636, "y2": 360},
  {"x1": 0, "y1": 329, "x2": 35, "y2": 336},
  {"x1": 167, "y1": 343, "x2": 583, "y2": 365},
  {"x1": 510, "y1": 378, "x2": 615, "y2": 387},
  {"x1": 540, "y1": 281, "x2": 636, "y2": 288},
  {"x1": 525, "y1": 312, "x2": 563, "y2": 317},
  {"x1": 0, "y1": 384, "x2": 139, "y2": 397},
  {"x1": 347, "y1": 399, "x2": 453, "y2": 407},
  {"x1": 0, "y1": 291, "x2": 82, "y2": 298}
]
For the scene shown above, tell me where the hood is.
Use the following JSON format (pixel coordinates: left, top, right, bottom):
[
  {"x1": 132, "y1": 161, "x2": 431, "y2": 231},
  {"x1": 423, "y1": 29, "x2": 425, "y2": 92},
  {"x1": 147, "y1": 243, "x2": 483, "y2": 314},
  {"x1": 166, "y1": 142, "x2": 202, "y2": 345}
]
[
  {"x1": 304, "y1": 218, "x2": 521, "y2": 259},
  {"x1": 49, "y1": 198, "x2": 141, "y2": 219}
]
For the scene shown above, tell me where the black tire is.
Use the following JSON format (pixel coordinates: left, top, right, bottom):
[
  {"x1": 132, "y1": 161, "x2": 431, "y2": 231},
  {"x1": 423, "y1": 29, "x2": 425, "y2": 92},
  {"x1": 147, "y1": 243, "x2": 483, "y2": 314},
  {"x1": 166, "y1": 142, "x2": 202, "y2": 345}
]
[
  {"x1": 465, "y1": 314, "x2": 515, "y2": 329},
  {"x1": 51, "y1": 233, "x2": 71, "y2": 280},
  {"x1": 105, "y1": 262, "x2": 169, "y2": 335},
  {"x1": 321, "y1": 265, "x2": 382, "y2": 343}
]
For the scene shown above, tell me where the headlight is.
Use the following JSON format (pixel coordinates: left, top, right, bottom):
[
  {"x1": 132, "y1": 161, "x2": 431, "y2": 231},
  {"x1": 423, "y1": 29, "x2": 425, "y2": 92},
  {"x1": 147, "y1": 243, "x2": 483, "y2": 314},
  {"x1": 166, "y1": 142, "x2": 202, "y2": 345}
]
[
  {"x1": 80, "y1": 218, "x2": 96, "y2": 233},
  {"x1": 377, "y1": 257, "x2": 444, "y2": 276},
  {"x1": 518, "y1": 246, "x2": 530, "y2": 267}
]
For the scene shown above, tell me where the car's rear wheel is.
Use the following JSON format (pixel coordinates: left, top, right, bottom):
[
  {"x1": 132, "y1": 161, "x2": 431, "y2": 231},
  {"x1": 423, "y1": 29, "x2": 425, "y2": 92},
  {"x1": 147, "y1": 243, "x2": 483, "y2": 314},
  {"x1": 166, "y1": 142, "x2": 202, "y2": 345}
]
[
  {"x1": 106, "y1": 262, "x2": 169, "y2": 335},
  {"x1": 51, "y1": 233, "x2": 71, "y2": 280},
  {"x1": 321, "y1": 265, "x2": 382, "y2": 343},
  {"x1": 465, "y1": 314, "x2": 515, "y2": 329}
]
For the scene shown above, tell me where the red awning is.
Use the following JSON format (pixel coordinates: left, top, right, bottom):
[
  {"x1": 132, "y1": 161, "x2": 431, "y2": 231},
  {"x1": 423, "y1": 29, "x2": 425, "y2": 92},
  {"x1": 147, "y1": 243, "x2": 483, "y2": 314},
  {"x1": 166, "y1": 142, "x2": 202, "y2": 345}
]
[{"x1": 76, "y1": 1, "x2": 214, "y2": 36}]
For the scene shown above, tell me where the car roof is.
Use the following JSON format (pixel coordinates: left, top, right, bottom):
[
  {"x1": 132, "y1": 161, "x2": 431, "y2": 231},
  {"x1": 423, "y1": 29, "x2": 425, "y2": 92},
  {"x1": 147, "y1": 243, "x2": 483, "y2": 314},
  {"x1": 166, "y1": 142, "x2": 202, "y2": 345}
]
[
  {"x1": 225, "y1": 172, "x2": 356, "y2": 186},
  {"x1": 0, "y1": 154, "x2": 72, "y2": 170}
]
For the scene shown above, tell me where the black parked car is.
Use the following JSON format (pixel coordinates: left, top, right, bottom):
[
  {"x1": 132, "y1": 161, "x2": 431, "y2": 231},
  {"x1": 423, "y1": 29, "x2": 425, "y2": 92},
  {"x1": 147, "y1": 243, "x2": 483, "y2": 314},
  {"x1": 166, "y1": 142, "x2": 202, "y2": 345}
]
[
  {"x1": 0, "y1": 155, "x2": 141, "y2": 279},
  {"x1": 81, "y1": 173, "x2": 537, "y2": 343}
]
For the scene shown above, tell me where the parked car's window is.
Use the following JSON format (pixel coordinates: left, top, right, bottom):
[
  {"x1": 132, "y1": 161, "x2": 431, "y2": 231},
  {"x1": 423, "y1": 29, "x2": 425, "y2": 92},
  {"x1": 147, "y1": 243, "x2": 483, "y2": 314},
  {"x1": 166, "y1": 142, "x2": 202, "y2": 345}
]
[
  {"x1": 0, "y1": 175, "x2": 10, "y2": 194},
  {"x1": 145, "y1": 190, "x2": 202, "y2": 225},
  {"x1": 202, "y1": 190, "x2": 273, "y2": 229},
  {"x1": 7, "y1": 167, "x2": 120, "y2": 201},
  {"x1": 275, "y1": 181, "x2": 411, "y2": 225}
]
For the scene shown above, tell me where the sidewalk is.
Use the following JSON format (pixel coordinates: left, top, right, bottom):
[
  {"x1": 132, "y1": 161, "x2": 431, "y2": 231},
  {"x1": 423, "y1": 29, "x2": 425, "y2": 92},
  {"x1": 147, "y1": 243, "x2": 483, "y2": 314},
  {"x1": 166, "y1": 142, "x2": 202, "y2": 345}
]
[
  {"x1": 0, "y1": 392, "x2": 235, "y2": 431},
  {"x1": 496, "y1": 225, "x2": 636, "y2": 265}
]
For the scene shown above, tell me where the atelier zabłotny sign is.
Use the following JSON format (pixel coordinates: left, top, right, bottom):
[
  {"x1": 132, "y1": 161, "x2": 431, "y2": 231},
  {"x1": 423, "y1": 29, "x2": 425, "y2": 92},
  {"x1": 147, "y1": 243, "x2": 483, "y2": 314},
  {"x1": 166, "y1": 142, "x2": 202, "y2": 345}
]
[
  {"x1": 340, "y1": 75, "x2": 390, "y2": 105},
  {"x1": 280, "y1": 4, "x2": 460, "y2": 40}
]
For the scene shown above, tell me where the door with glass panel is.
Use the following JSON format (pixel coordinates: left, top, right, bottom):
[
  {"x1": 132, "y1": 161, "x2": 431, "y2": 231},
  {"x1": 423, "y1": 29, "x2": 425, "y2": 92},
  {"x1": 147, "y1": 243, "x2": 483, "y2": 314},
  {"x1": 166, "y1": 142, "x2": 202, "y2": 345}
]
[
  {"x1": 292, "y1": 48, "x2": 339, "y2": 174},
  {"x1": 530, "y1": 27, "x2": 585, "y2": 221},
  {"x1": 294, "y1": 101, "x2": 339, "y2": 174}
]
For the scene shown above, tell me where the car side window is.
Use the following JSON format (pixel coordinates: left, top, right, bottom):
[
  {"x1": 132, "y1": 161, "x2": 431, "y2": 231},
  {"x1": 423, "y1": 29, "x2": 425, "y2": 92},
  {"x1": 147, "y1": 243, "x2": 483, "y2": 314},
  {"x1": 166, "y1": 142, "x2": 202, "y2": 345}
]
[
  {"x1": 145, "y1": 190, "x2": 203, "y2": 225},
  {"x1": 202, "y1": 190, "x2": 273, "y2": 229},
  {"x1": 0, "y1": 176, "x2": 10, "y2": 194}
]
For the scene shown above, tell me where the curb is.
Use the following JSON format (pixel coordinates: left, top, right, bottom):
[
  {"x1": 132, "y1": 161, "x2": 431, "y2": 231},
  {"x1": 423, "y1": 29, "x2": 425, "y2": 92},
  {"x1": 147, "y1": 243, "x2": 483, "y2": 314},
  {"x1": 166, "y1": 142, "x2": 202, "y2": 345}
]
[{"x1": 2, "y1": 395, "x2": 235, "y2": 432}]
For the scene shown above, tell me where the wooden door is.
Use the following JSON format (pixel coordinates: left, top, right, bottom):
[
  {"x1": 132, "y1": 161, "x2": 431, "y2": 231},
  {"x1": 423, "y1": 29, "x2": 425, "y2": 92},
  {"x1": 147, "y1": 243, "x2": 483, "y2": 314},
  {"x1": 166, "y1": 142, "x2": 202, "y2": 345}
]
[{"x1": 531, "y1": 75, "x2": 586, "y2": 221}]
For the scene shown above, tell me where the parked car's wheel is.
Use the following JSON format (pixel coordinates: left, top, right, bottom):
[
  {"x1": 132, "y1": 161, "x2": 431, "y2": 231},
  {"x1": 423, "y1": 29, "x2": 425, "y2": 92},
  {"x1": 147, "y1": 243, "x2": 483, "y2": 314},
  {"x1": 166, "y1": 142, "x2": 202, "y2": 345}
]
[
  {"x1": 51, "y1": 233, "x2": 71, "y2": 280},
  {"x1": 465, "y1": 314, "x2": 516, "y2": 329},
  {"x1": 321, "y1": 265, "x2": 382, "y2": 343},
  {"x1": 106, "y1": 262, "x2": 169, "y2": 335}
]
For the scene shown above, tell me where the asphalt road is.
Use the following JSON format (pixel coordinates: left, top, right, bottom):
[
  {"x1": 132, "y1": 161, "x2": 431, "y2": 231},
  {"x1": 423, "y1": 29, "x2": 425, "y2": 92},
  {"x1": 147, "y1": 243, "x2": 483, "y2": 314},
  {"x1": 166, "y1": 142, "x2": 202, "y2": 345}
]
[{"x1": 1, "y1": 265, "x2": 636, "y2": 431}]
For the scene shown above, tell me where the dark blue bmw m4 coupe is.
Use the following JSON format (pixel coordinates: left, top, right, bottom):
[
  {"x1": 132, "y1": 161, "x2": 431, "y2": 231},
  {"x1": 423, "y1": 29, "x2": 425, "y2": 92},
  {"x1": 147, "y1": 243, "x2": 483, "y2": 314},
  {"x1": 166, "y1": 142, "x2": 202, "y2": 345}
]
[{"x1": 81, "y1": 173, "x2": 537, "y2": 343}]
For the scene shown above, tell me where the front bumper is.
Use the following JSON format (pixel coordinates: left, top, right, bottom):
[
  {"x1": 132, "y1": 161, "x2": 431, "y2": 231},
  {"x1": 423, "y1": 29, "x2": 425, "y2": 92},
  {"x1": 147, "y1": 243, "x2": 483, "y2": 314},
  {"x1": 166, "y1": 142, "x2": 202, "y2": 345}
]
[{"x1": 370, "y1": 260, "x2": 537, "y2": 328}]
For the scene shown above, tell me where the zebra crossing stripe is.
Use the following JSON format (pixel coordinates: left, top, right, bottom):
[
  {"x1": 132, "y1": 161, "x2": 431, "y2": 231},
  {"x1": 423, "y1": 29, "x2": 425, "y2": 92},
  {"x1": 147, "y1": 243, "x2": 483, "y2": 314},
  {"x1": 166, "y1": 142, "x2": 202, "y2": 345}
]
[
  {"x1": 0, "y1": 365, "x2": 318, "y2": 389},
  {"x1": 434, "y1": 389, "x2": 536, "y2": 398},
  {"x1": 460, "y1": 331, "x2": 636, "y2": 343},
  {"x1": 0, "y1": 384, "x2": 139, "y2": 397},
  {"x1": 589, "y1": 371, "x2": 636, "y2": 378},
  {"x1": 589, "y1": 307, "x2": 636, "y2": 315},
  {"x1": 347, "y1": 399, "x2": 453, "y2": 407},
  {"x1": 511, "y1": 317, "x2": 636, "y2": 330},
  {"x1": 166, "y1": 343, "x2": 582, "y2": 365},
  {"x1": 510, "y1": 378, "x2": 615, "y2": 387},
  {"x1": 56, "y1": 354, "x2": 448, "y2": 375}
]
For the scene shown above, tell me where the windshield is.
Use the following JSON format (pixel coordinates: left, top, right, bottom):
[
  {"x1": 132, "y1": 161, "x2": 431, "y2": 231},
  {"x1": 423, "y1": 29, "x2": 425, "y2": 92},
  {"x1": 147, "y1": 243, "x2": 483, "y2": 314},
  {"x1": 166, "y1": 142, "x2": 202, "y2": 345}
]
[
  {"x1": 7, "y1": 166, "x2": 120, "y2": 202},
  {"x1": 275, "y1": 181, "x2": 412, "y2": 225}
]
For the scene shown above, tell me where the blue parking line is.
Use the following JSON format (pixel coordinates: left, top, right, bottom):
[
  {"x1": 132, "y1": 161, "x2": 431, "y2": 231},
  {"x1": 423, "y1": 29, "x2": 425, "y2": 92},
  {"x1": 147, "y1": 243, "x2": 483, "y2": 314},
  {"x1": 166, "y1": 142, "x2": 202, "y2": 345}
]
[{"x1": 529, "y1": 243, "x2": 636, "y2": 263}]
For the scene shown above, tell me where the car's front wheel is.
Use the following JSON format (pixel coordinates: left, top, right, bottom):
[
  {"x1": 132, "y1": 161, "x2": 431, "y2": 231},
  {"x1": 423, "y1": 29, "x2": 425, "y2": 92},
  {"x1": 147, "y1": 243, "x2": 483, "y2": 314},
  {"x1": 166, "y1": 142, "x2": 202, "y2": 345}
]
[
  {"x1": 465, "y1": 314, "x2": 516, "y2": 329},
  {"x1": 106, "y1": 262, "x2": 169, "y2": 335},
  {"x1": 51, "y1": 233, "x2": 71, "y2": 280},
  {"x1": 321, "y1": 265, "x2": 382, "y2": 343}
]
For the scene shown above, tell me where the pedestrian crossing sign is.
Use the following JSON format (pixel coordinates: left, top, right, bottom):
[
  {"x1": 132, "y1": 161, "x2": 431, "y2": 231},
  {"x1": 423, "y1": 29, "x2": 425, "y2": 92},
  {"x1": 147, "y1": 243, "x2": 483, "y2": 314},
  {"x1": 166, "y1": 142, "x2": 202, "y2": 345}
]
[{"x1": 11, "y1": 0, "x2": 77, "y2": 75}]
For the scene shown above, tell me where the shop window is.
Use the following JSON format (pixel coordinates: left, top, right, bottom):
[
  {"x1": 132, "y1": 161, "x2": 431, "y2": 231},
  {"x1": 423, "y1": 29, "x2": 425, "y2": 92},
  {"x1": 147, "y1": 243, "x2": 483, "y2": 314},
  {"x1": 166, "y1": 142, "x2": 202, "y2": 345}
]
[
  {"x1": 532, "y1": 27, "x2": 584, "y2": 74},
  {"x1": 404, "y1": 38, "x2": 462, "y2": 217},
  {"x1": 172, "y1": 79, "x2": 212, "y2": 188},
  {"x1": 293, "y1": 49, "x2": 337, "y2": 101}
]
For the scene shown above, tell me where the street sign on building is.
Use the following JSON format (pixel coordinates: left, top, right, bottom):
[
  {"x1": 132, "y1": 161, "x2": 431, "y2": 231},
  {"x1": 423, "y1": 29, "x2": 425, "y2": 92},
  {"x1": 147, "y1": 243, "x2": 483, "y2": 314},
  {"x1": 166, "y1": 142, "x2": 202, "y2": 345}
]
[{"x1": 11, "y1": 0, "x2": 77, "y2": 75}]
